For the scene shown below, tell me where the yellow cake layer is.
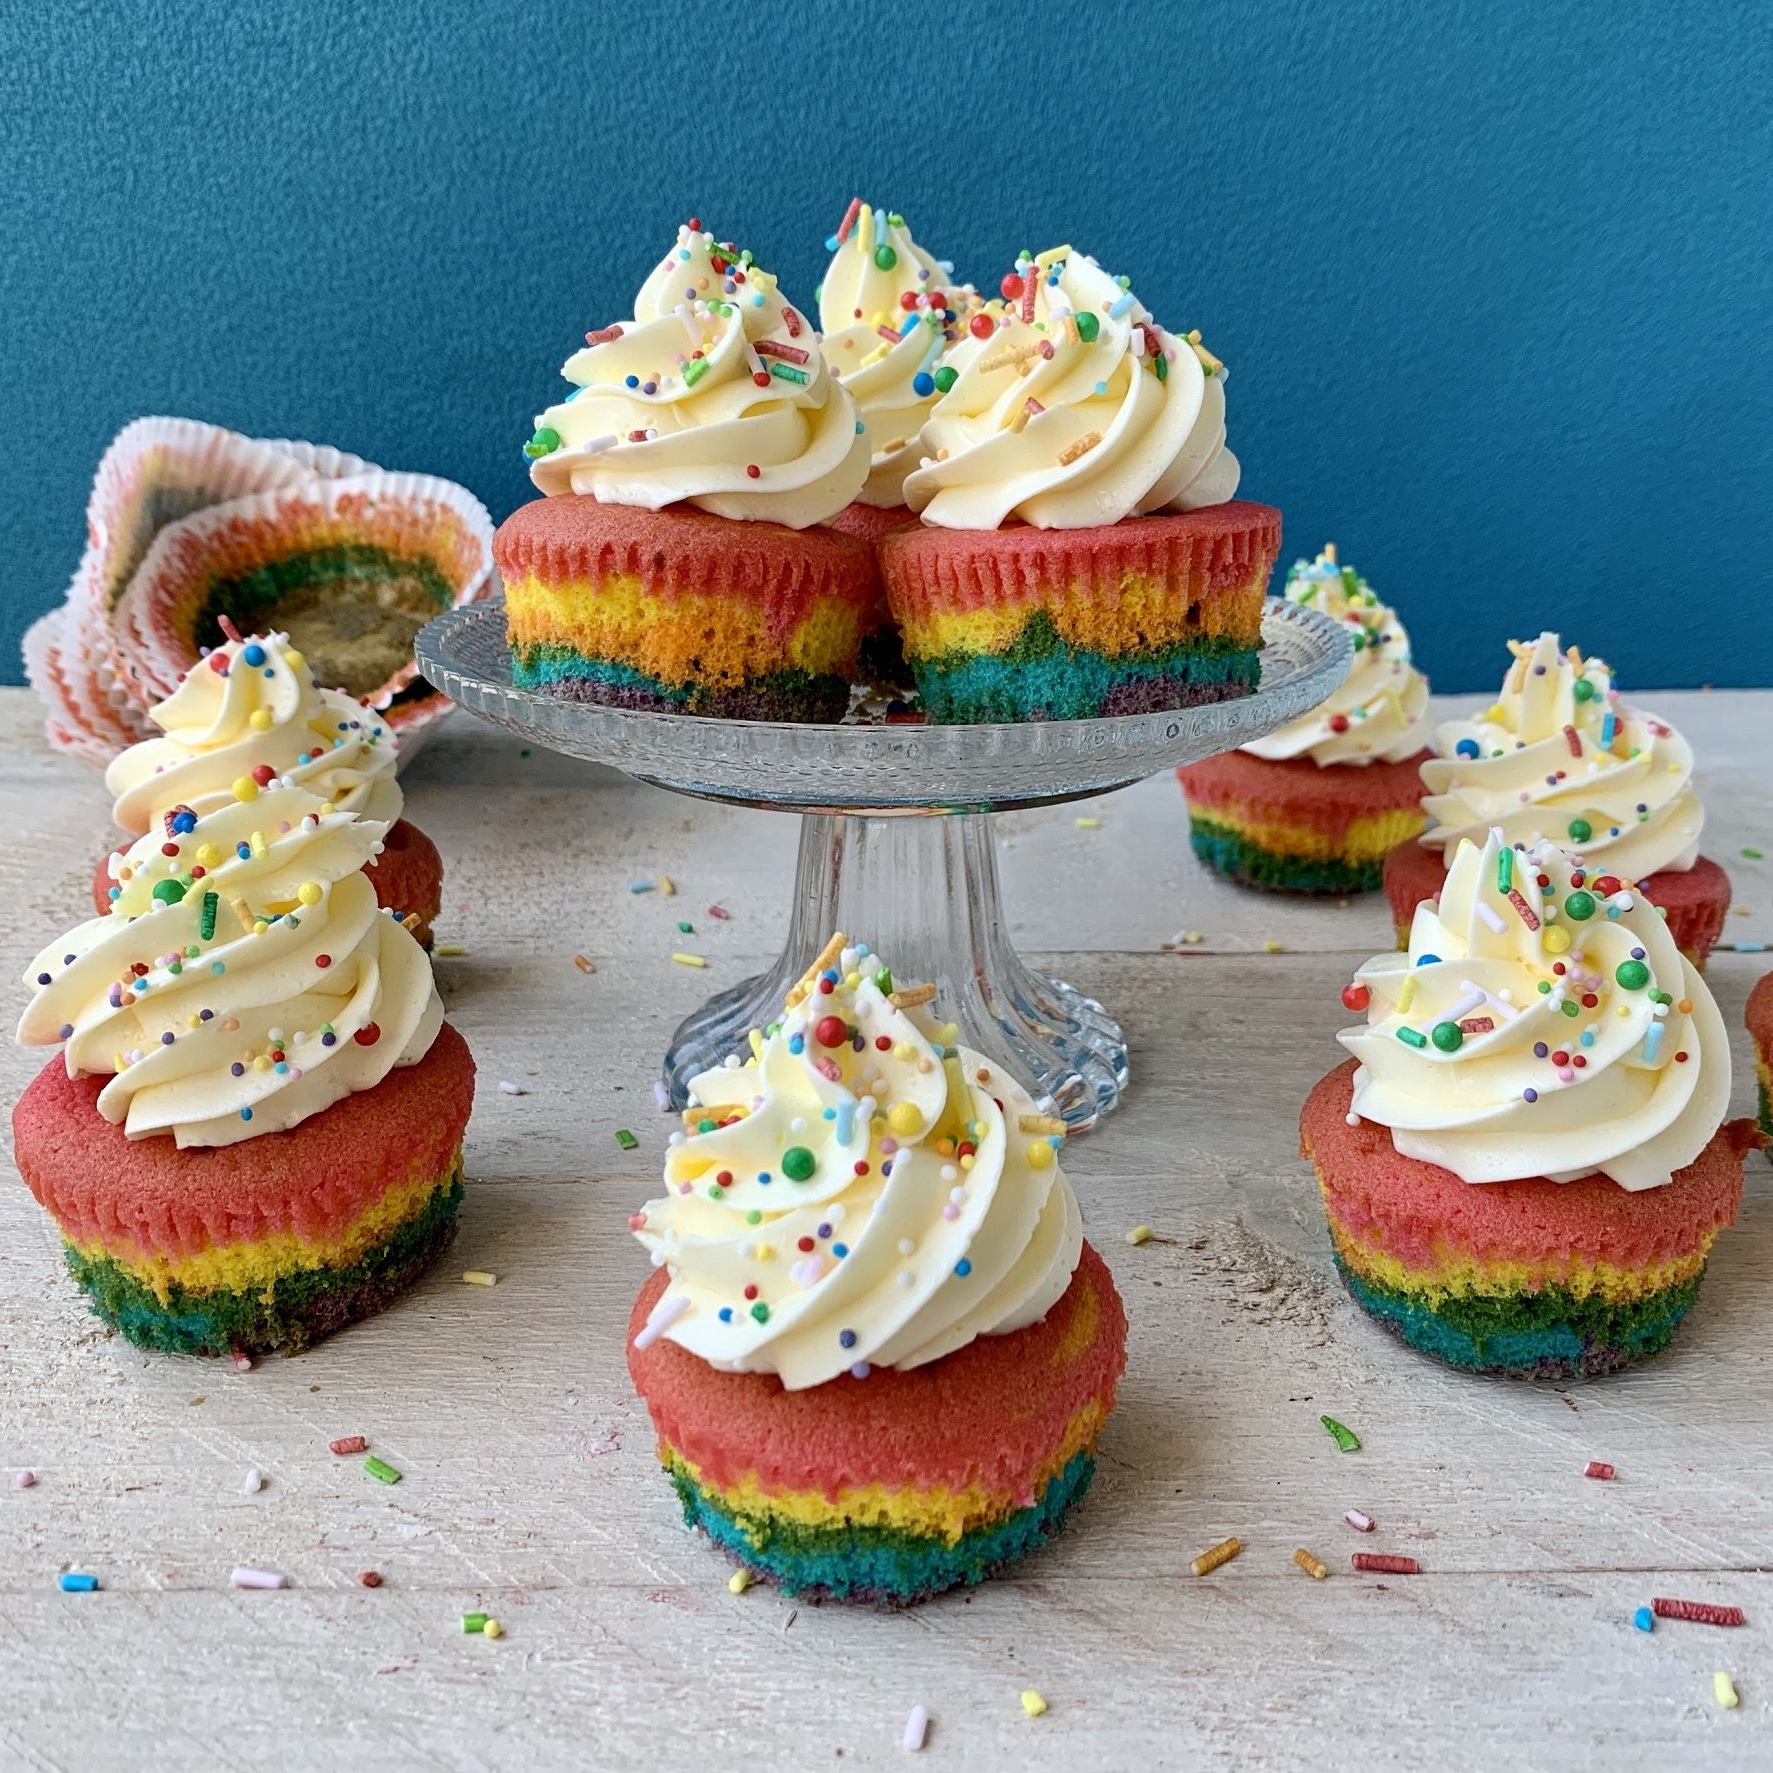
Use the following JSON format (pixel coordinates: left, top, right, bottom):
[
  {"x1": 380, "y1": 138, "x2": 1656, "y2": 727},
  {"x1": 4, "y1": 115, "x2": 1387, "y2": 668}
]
[{"x1": 1195, "y1": 802, "x2": 1428, "y2": 865}]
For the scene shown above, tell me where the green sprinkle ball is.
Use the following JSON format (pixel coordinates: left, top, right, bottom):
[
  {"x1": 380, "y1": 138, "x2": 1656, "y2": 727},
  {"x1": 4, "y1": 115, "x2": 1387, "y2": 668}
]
[
  {"x1": 524, "y1": 426, "x2": 561, "y2": 461},
  {"x1": 151, "y1": 879, "x2": 187, "y2": 905},
  {"x1": 1563, "y1": 890, "x2": 1597, "y2": 921},
  {"x1": 874, "y1": 244, "x2": 897, "y2": 271},
  {"x1": 931, "y1": 367, "x2": 957, "y2": 395},
  {"x1": 1616, "y1": 959, "x2": 1651, "y2": 990},
  {"x1": 1572, "y1": 678, "x2": 1597, "y2": 702},
  {"x1": 1430, "y1": 1021, "x2": 1464, "y2": 1053},
  {"x1": 781, "y1": 1145, "x2": 817, "y2": 1182},
  {"x1": 1567, "y1": 818, "x2": 1593, "y2": 843},
  {"x1": 1074, "y1": 311, "x2": 1100, "y2": 343}
]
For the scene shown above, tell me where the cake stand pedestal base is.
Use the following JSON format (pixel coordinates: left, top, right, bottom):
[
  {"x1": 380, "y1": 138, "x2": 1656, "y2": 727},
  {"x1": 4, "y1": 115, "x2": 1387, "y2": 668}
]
[{"x1": 661, "y1": 813, "x2": 1129, "y2": 1132}]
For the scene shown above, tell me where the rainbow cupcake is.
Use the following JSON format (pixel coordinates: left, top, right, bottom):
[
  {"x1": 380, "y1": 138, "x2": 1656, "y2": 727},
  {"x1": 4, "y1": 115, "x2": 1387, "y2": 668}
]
[
  {"x1": 1306, "y1": 832, "x2": 1753, "y2": 1377},
  {"x1": 501, "y1": 223, "x2": 873, "y2": 721},
  {"x1": 14, "y1": 786, "x2": 473, "y2": 1355},
  {"x1": 1180, "y1": 545, "x2": 1431, "y2": 892},
  {"x1": 95, "y1": 625, "x2": 442, "y2": 945},
  {"x1": 626, "y1": 936, "x2": 1125, "y2": 1603},
  {"x1": 882, "y1": 246, "x2": 1276, "y2": 723},
  {"x1": 1381, "y1": 632, "x2": 1730, "y2": 964},
  {"x1": 1749, "y1": 972, "x2": 1773, "y2": 1142}
]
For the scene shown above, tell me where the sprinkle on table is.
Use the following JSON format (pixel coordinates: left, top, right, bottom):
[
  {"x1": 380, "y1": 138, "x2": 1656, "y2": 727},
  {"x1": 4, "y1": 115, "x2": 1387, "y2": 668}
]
[
  {"x1": 1653, "y1": 1597, "x2": 1745, "y2": 1627},
  {"x1": 1633, "y1": 1606, "x2": 1654, "y2": 1632},
  {"x1": 434, "y1": 943, "x2": 466, "y2": 957},
  {"x1": 677, "y1": 921, "x2": 694, "y2": 934},
  {"x1": 483, "y1": 1619, "x2": 504, "y2": 1639},
  {"x1": 329, "y1": 1435, "x2": 368, "y2": 1456},
  {"x1": 462, "y1": 1612, "x2": 489, "y2": 1633},
  {"x1": 14, "y1": 1470, "x2": 36, "y2": 1488},
  {"x1": 230, "y1": 1567, "x2": 288, "y2": 1590},
  {"x1": 461, "y1": 1271, "x2": 497, "y2": 1287},
  {"x1": 1742, "y1": 846, "x2": 1763, "y2": 859},
  {"x1": 1074, "y1": 816, "x2": 1101, "y2": 830},
  {"x1": 1714, "y1": 1672, "x2": 1740, "y2": 1709},
  {"x1": 1583, "y1": 1460, "x2": 1616, "y2": 1480},
  {"x1": 902, "y1": 1703, "x2": 929, "y2": 1752},
  {"x1": 1352, "y1": 1553, "x2": 1419, "y2": 1575},
  {"x1": 1321, "y1": 1415, "x2": 1361, "y2": 1452},
  {"x1": 707, "y1": 904, "x2": 731, "y2": 920},
  {"x1": 1191, "y1": 1536, "x2": 1241, "y2": 1576},
  {"x1": 1262, "y1": 939, "x2": 1285, "y2": 953},
  {"x1": 241, "y1": 1467, "x2": 263, "y2": 1494},
  {"x1": 1127, "y1": 1225, "x2": 1153, "y2": 1246},
  {"x1": 363, "y1": 1455, "x2": 401, "y2": 1485},
  {"x1": 615, "y1": 1129, "x2": 639, "y2": 1151},
  {"x1": 497, "y1": 1080, "x2": 525, "y2": 1096},
  {"x1": 672, "y1": 952, "x2": 707, "y2": 968},
  {"x1": 359, "y1": 1571, "x2": 383, "y2": 1588},
  {"x1": 1344, "y1": 1509, "x2": 1376, "y2": 1533},
  {"x1": 659, "y1": 874, "x2": 676, "y2": 897},
  {"x1": 628, "y1": 881, "x2": 655, "y2": 894},
  {"x1": 59, "y1": 1572, "x2": 98, "y2": 1592},
  {"x1": 1294, "y1": 1548, "x2": 1329, "y2": 1580},
  {"x1": 1020, "y1": 1690, "x2": 1048, "y2": 1719},
  {"x1": 572, "y1": 954, "x2": 596, "y2": 974},
  {"x1": 728, "y1": 1569, "x2": 755, "y2": 1595}
]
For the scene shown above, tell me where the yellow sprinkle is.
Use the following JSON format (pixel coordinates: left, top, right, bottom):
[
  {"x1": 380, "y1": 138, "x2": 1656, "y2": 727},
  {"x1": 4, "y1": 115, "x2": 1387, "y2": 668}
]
[
  {"x1": 1262, "y1": 939, "x2": 1285, "y2": 953},
  {"x1": 659, "y1": 875, "x2": 676, "y2": 897},
  {"x1": 728, "y1": 1570, "x2": 755, "y2": 1595},
  {"x1": 1177, "y1": 931, "x2": 1205, "y2": 945},
  {"x1": 1026, "y1": 1141, "x2": 1055, "y2": 1170},
  {"x1": 1018, "y1": 1114, "x2": 1067, "y2": 1137},
  {"x1": 231, "y1": 776, "x2": 258, "y2": 803},
  {"x1": 253, "y1": 1056, "x2": 271, "y2": 1072},
  {"x1": 1714, "y1": 1671, "x2": 1739, "y2": 1710},
  {"x1": 673, "y1": 952, "x2": 708, "y2": 969},
  {"x1": 1057, "y1": 430, "x2": 1101, "y2": 465},
  {"x1": 195, "y1": 844, "x2": 222, "y2": 869},
  {"x1": 893, "y1": 1041, "x2": 919, "y2": 1061},
  {"x1": 1074, "y1": 817, "x2": 1101, "y2": 829},
  {"x1": 1127, "y1": 1225, "x2": 1153, "y2": 1246},
  {"x1": 748, "y1": 1029, "x2": 765, "y2": 1062},
  {"x1": 319, "y1": 802, "x2": 336, "y2": 816},
  {"x1": 755, "y1": 1243, "x2": 776, "y2": 1262},
  {"x1": 297, "y1": 881, "x2": 323, "y2": 907},
  {"x1": 249, "y1": 830, "x2": 267, "y2": 857},
  {"x1": 1542, "y1": 925, "x2": 1572, "y2": 954},
  {"x1": 887, "y1": 1102, "x2": 925, "y2": 1138},
  {"x1": 283, "y1": 648, "x2": 304, "y2": 671},
  {"x1": 435, "y1": 942, "x2": 467, "y2": 957},
  {"x1": 461, "y1": 1271, "x2": 497, "y2": 1287},
  {"x1": 887, "y1": 983, "x2": 937, "y2": 1009},
  {"x1": 1397, "y1": 976, "x2": 1419, "y2": 1014},
  {"x1": 1020, "y1": 1690, "x2": 1048, "y2": 1718},
  {"x1": 1191, "y1": 1536, "x2": 1241, "y2": 1577},
  {"x1": 483, "y1": 1619, "x2": 504, "y2": 1639},
  {"x1": 1294, "y1": 1547, "x2": 1329, "y2": 1580},
  {"x1": 248, "y1": 708, "x2": 274, "y2": 732},
  {"x1": 1033, "y1": 243, "x2": 1071, "y2": 268}
]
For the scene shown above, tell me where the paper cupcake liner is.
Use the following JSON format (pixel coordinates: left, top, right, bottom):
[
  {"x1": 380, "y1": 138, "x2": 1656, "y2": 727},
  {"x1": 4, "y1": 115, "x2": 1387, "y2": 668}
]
[{"x1": 109, "y1": 467, "x2": 494, "y2": 745}]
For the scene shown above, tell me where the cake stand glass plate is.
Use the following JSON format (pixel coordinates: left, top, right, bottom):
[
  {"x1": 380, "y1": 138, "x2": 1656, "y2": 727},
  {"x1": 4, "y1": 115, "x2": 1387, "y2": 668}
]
[{"x1": 416, "y1": 597, "x2": 1351, "y2": 1131}]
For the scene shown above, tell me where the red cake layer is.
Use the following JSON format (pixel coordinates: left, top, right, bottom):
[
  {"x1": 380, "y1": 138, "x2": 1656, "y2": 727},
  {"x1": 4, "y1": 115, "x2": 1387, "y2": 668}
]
[
  {"x1": 14, "y1": 1021, "x2": 475, "y2": 1262},
  {"x1": 878, "y1": 501, "x2": 1281, "y2": 620},
  {"x1": 1382, "y1": 841, "x2": 1732, "y2": 963},
  {"x1": 1301, "y1": 1059, "x2": 1752, "y2": 1273},
  {"x1": 1180, "y1": 747, "x2": 1431, "y2": 827},
  {"x1": 628, "y1": 1240, "x2": 1127, "y2": 1499},
  {"x1": 1750, "y1": 972, "x2": 1773, "y2": 1060},
  {"x1": 826, "y1": 501, "x2": 916, "y2": 548},
  {"x1": 494, "y1": 496, "x2": 876, "y2": 616}
]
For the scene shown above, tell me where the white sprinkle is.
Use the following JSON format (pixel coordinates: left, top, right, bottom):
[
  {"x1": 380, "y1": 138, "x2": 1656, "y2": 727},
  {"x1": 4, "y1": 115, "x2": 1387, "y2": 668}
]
[
  {"x1": 497, "y1": 1080, "x2": 525, "y2": 1096},
  {"x1": 1475, "y1": 902, "x2": 1506, "y2": 934},
  {"x1": 654, "y1": 1080, "x2": 673, "y2": 1111},
  {"x1": 633, "y1": 1294, "x2": 689, "y2": 1351},
  {"x1": 241, "y1": 1467, "x2": 263, "y2": 1495},
  {"x1": 230, "y1": 1567, "x2": 288, "y2": 1589},
  {"x1": 1344, "y1": 1509, "x2": 1375, "y2": 1532},
  {"x1": 903, "y1": 1703, "x2": 929, "y2": 1751},
  {"x1": 580, "y1": 434, "x2": 618, "y2": 455}
]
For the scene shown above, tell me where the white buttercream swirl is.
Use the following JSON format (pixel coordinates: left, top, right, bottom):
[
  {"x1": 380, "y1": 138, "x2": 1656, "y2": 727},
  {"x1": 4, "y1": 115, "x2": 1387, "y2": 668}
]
[
  {"x1": 817, "y1": 202, "x2": 970, "y2": 507},
  {"x1": 19, "y1": 787, "x2": 442, "y2": 1148},
  {"x1": 1241, "y1": 548, "x2": 1431, "y2": 765},
  {"x1": 1340, "y1": 831, "x2": 1730, "y2": 1190},
  {"x1": 632, "y1": 939, "x2": 1082, "y2": 1390},
  {"x1": 1419, "y1": 632, "x2": 1703, "y2": 878},
  {"x1": 526, "y1": 224, "x2": 868, "y2": 529},
  {"x1": 902, "y1": 246, "x2": 1239, "y2": 529},
  {"x1": 104, "y1": 629, "x2": 401, "y2": 838}
]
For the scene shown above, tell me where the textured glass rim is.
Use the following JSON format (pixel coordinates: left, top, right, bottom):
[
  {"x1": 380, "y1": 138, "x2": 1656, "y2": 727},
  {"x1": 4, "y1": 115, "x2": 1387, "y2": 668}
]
[{"x1": 414, "y1": 596, "x2": 1353, "y2": 814}]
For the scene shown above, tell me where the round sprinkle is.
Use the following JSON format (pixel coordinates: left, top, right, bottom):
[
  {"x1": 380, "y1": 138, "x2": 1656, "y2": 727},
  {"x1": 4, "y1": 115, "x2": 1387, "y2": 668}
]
[
  {"x1": 1567, "y1": 818, "x2": 1593, "y2": 843},
  {"x1": 1615, "y1": 959, "x2": 1650, "y2": 990},
  {"x1": 1562, "y1": 890, "x2": 1596, "y2": 921},
  {"x1": 1430, "y1": 1021, "x2": 1464, "y2": 1053},
  {"x1": 873, "y1": 244, "x2": 897, "y2": 271},
  {"x1": 886, "y1": 1101, "x2": 925, "y2": 1138},
  {"x1": 781, "y1": 1145, "x2": 816, "y2": 1182}
]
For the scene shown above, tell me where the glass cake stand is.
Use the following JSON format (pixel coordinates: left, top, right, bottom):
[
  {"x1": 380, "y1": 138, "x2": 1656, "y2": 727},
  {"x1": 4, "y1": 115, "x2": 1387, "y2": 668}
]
[{"x1": 415, "y1": 598, "x2": 1351, "y2": 1132}]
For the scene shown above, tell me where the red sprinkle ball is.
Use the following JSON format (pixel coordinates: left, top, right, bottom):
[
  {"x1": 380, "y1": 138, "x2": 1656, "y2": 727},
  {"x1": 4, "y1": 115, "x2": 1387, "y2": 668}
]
[
  {"x1": 353, "y1": 1023, "x2": 380, "y2": 1047},
  {"x1": 745, "y1": 464, "x2": 761, "y2": 479},
  {"x1": 968, "y1": 313, "x2": 994, "y2": 340},
  {"x1": 814, "y1": 1015, "x2": 848, "y2": 1048},
  {"x1": 1327, "y1": 713, "x2": 1351, "y2": 734},
  {"x1": 1341, "y1": 983, "x2": 1371, "y2": 1013},
  {"x1": 1000, "y1": 272, "x2": 1025, "y2": 301}
]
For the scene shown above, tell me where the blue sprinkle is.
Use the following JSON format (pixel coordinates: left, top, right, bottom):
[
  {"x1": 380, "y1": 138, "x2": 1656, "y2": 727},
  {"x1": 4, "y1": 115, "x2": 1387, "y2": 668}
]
[
  {"x1": 835, "y1": 1099, "x2": 856, "y2": 1146},
  {"x1": 211, "y1": 962, "x2": 225, "y2": 975},
  {"x1": 230, "y1": 1063, "x2": 245, "y2": 1077},
  {"x1": 832, "y1": 1242, "x2": 849, "y2": 1259},
  {"x1": 821, "y1": 1107, "x2": 835, "y2": 1120},
  {"x1": 242, "y1": 643, "x2": 266, "y2": 667},
  {"x1": 788, "y1": 1035, "x2": 805, "y2": 1055},
  {"x1": 1416, "y1": 953, "x2": 1442, "y2": 967},
  {"x1": 627, "y1": 880, "x2": 654, "y2": 893},
  {"x1": 273, "y1": 1062, "x2": 288, "y2": 1075},
  {"x1": 955, "y1": 1259, "x2": 973, "y2": 1277},
  {"x1": 57, "y1": 1024, "x2": 72, "y2": 1040},
  {"x1": 1455, "y1": 737, "x2": 1481, "y2": 759},
  {"x1": 718, "y1": 1306, "x2": 733, "y2": 1322},
  {"x1": 625, "y1": 374, "x2": 640, "y2": 388},
  {"x1": 240, "y1": 1107, "x2": 253, "y2": 1122},
  {"x1": 824, "y1": 235, "x2": 839, "y2": 252},
  {"x1": 1633, "y1": 1606, "x2": 1654, "y2": 1632},
  {"x1": 913, "y1": 371, "x2": 935, "y2": 397},
  {"x1": 756, "y1": 1172, "x2": 771, "y2": 1185},
  {"x1": 838, "y1": 1328, "x2": 857, "y2": 1349},
  {"x1": 59, "y1": 1573, "x2": 98, "y2": 1593},
  {"x1": 160, "y1": 1031, "x2": 174, "y2": 1045}
]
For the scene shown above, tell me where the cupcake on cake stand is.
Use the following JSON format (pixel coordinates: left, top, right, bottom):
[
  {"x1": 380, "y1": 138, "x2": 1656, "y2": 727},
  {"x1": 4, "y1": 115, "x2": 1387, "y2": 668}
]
[{"x1": 416, "y1": 596, "x2": 1349, "y2": 1132}]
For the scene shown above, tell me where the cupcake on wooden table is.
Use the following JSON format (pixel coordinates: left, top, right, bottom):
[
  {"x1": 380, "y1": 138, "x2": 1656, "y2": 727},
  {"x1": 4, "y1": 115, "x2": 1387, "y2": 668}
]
[
  {"x1": 627, "y1": 936, "x2": 1127, "y2": 1604},
  {"x1": 1383, "y1": 632, "x2": 1730, "y2": 964},
  {"x1": 14, "y1": 787, "x2": 475, "y2": 1355},
  {"x1": 1178, "y1": 545, "x2": 1431, "y2": 892},
  {"x1": 1304, "y1": 832, "x2": 1758, "y2": 1377},
  {"x1": 882, "y1": 245, "x2": 1280, "y2": 723},
  {"x1": 96, "y1": 623, "x2": 443, "y2": 947},
  {"x1": 499, "y1": 221, "x2": 874, "y2": 721}
]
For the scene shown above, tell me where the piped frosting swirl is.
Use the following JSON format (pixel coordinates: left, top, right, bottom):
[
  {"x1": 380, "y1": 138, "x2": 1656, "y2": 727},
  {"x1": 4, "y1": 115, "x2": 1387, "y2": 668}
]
[
  {"x1": 631, "y1": 937, "x2": 1082, "y2": 1389},
  {"x1": 1419, "y1": 632, "x2": 1703, "y2": 878},
  {"x1": 1339, "y1": 831, "x2": 1729, "y2": 1190},
  {"x1": 525, "y1": 223, "x2": 868, "y2": 529},
  {"x1": 104, "y1": 629, "x2": 400, "y2": 839}
]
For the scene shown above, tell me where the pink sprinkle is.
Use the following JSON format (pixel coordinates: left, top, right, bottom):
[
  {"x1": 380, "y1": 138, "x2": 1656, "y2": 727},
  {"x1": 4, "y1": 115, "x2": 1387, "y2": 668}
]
[
  {"x1": 835, "y1": 197, "x2": 862, "y2": 243},
  {"x1": 628, "y1": 1212, "x2": 648, "y2": 1231},
  {"x1": 329, "y1": 1435, "x2": 368, "y2": 1456},
  {"x1": 942, "y1": 1204, "x2": 960, "y2": 1220},
  {"x1": 1459, "y1": 1017, "x2": 1495, "y2": 1034},
  {"x1": 1344, "y1": 1509, "x2": 1374, "y2": 1532},
  {"x1": 1506, "y1": 887, "x2": 1541, "y2": 930},
  {"x1": 1584, "y1": 1460, "x2": 1616, "y2": 1480},
  {"x1": 1563, "y1": 723, "x2": 1582, "y2": 758},
  {"x1": 875, "y1": 324, "x2": 905, "y2": 345},
  {"x1": 1352, "y1": 1553, "x2": 1419, "y2": 1575},
  {"x1": 14, "y1": 1471, "x2": 36, "y2": 1489},
  {"x1": 782, "y1": 307, "x2": 803, "y2": 338},
  {"x1": 707, "y1": 906, "x2": 731, "y2": 920},
  {"x1": 584, "y1": 324, "x2": 624, "y2": 347},
  {"x1": 755, "y1": 338, "x2": 810, "y2": 364}
]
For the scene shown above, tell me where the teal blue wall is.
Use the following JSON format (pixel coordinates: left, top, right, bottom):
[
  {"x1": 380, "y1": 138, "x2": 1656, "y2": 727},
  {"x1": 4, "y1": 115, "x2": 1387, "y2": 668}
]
[{"x1": 2, "y1": 0, "x2": 1768, "y2": 689}]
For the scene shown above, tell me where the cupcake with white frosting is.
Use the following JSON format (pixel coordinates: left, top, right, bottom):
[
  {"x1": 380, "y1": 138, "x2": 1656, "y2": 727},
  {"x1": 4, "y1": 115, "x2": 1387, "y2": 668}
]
[
  {"x1": 625, "y1": 934, "x2": 1127, "y2": 1603},
  {"x1": 1179, "y1": 545, "x2": 1432, "y2": 892},
  {"x1": 1304, "y1": 832, "x2": 1758, "y2": 1376},
  {"x1": 1382, "y1": 632, "x2": 1730, "y2": 963},
  {"x1": 499, "y1": 221, "x2": 875, "y2": 722},
  {"x1": 879, "y1": 244, "x2": 1278, "y2": 722}
]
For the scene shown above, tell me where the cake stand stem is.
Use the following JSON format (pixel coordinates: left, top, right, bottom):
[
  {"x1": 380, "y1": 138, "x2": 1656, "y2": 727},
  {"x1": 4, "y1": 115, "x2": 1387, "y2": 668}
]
[{"x1": 661, "y1": 812, "x2": 1129, "y2": 1132}]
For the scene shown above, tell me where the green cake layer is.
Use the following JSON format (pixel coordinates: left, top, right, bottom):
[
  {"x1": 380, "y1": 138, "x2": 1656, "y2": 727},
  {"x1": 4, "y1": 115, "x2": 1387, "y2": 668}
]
[
  {"x1": 664, "y1": 1445, "x2": 1099, "y2": 1605},
  {"x1": 67, "y1": 1176, "x2": 464, "y2": 1356}
]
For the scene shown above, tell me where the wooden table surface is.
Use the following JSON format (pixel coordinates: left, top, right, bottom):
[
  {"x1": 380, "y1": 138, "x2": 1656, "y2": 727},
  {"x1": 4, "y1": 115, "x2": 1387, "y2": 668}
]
[{"x1": 1, "y1": 685, "x2": 1769, "y2": 1772}]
